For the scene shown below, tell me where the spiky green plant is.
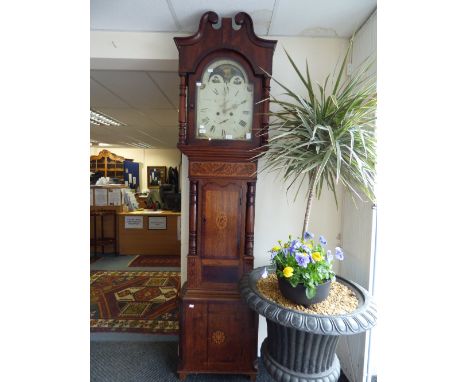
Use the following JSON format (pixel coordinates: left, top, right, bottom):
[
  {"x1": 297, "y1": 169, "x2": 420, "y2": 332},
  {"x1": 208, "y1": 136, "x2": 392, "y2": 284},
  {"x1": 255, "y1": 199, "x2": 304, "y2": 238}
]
[{"x1": 258, "y1": 42, "x2": 376, "y2": 236}]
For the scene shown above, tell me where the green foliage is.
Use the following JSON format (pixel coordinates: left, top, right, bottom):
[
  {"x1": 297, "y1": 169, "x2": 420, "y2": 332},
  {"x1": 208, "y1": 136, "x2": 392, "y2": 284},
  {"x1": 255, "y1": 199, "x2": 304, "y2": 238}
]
[{"x1": 258, "y1": 41, "x2": 376, "y2": 210}]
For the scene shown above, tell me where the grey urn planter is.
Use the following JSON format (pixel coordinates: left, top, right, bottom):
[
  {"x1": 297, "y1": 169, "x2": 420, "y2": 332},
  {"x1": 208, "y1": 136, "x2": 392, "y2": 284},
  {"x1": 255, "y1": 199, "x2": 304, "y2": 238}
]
[{"x1": 239, "y1": 268, "x2": 377, "y2": 382}]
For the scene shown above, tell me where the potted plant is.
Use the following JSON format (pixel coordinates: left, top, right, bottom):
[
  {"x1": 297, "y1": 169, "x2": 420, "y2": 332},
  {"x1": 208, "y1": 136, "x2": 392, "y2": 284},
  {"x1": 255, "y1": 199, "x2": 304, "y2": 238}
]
[
  {"x1": 258, "y1": 40, "x2": 376, "y2": 303},
  {"x1": 269, "y1": 231, "x2": 344, "y2": 305}
]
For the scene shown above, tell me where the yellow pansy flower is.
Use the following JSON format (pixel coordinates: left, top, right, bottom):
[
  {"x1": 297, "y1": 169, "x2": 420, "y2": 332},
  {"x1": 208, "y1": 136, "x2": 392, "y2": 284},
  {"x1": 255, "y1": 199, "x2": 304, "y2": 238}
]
[
  {"x1": 283, "y1": 266, "x2": 294, "y2": 278},
  {"x1": 272, "y1": 245, "x2": 281, "y2": 252},
  {"x1": 312, "y1": 252, "x2": 322, "y2": 261}
]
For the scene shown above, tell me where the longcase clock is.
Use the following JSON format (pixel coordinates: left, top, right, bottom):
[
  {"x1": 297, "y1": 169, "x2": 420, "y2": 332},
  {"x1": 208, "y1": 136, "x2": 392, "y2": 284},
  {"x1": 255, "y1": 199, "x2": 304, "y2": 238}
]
[{"x1": 174, "y1": 12, "x2": 276, "y2": 380}]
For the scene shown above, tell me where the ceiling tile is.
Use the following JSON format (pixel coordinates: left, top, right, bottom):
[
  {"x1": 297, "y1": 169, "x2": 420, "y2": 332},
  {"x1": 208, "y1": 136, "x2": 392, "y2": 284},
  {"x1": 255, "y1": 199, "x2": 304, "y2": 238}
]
[
  {"x1": 148, "y1": 72, "x2": 180, "y2": 107},
  {"x1": 140, "y1": 109, "x2": 179, "y2": 126},
  {"x1": 135, "y1": 126, "x2": 178, "y2": 145},
  {"x1": 91, "y1": 78, "x2": 129, "y2": 108},
  {"x1": 171, "y1": 0, "x2": 276, "y2": 35},
  {"x1": 91, "y1": 124, "x2": 176, "y2": 148},
  {"x1": 91, "y1": 70, "x2": 174, "y2": 109},
  {"x1": 269, "y1": 0, "x2": 375, "y2": 38},
  {"x1": 91, "y1": 0, "x2": 178, "y2": 31},
  {"x1": 95, "y1": 108, "x2": 157, "y2": 127}
]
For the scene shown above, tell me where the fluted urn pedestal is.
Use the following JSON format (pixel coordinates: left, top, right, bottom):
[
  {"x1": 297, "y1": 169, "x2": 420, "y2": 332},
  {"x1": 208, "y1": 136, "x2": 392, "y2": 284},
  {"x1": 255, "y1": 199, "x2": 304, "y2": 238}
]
[{"x1": 240, "y1": 268, "x2": 377, "y2": 382}]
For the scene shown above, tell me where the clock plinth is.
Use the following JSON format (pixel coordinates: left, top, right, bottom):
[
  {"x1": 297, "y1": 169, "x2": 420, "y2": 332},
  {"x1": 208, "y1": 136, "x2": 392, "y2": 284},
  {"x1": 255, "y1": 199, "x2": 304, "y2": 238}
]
[{"x1": 175, "y1": 11, "x2": 276, "y2": 380}]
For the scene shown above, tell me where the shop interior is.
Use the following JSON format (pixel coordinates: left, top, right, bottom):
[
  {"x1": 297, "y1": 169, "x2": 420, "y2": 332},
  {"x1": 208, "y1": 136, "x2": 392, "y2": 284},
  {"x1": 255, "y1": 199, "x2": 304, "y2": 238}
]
[{"x1": 90, "y1": 2, "x2": 377, "y2": 382}]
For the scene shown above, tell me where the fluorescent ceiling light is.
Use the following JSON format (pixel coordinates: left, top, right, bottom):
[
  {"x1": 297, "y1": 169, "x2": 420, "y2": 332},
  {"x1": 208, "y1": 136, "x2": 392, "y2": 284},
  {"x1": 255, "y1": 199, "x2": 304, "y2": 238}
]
[
  {"x1": 98, "y1": 142, "x2": 112, "y2": 147},
  {"x1": 128, "y1": 141, "x2": 153, "y2": 149},
  {"x1": 90, "y1": 109, "x2": 125, "y2": 127}
]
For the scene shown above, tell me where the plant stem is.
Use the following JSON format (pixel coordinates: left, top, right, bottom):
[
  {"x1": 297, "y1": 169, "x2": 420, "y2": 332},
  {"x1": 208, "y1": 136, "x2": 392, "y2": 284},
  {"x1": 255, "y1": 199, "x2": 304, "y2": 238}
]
[{"x1": 302, "y1": 184, "x2": 314, "y2": 238}]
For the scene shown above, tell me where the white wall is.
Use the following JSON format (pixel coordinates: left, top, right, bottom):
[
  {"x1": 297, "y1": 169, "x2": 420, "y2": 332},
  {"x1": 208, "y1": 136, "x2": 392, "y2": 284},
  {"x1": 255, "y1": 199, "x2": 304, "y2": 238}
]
[
  {"x1": 335, "y1": 10, "x2": 377, "y2": 382},
  {"x1": 255, "y1": 37, "x2": 348, "y2": 268},
  {"x1": 245, "y1": 37, "x2": 349, "y2": 354},
  {"x1": 90, "y1": 147, "x2": 181, "y2": 190}
]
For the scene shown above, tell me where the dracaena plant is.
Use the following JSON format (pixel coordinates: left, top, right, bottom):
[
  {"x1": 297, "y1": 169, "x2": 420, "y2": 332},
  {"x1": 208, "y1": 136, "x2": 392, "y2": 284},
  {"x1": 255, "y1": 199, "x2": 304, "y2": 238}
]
[{"x1": 258, "y1": 40, "x2": 376, "y2": 236}]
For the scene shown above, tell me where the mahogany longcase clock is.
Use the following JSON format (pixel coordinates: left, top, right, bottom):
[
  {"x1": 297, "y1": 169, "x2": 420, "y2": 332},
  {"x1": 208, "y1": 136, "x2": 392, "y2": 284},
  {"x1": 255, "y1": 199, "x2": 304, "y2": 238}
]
[{"x1": 174, "y1": 12, "x2": 276, "y2": 380}]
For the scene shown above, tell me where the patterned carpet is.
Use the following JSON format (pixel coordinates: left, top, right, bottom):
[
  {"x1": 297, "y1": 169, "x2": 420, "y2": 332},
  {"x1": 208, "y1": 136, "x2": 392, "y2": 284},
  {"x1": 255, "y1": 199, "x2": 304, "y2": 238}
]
[
  {"x1": 90, "y1": 271, "x2": 180, "y2": 334},
  {"x1": 128, "y1": 255, "x2": 181, "y2": 267}
]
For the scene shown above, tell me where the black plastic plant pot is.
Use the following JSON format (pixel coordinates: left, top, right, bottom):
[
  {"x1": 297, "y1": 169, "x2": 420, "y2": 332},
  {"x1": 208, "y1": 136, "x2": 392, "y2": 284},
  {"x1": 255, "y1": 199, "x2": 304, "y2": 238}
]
[
  {"x1": 240, "y1": 268, "x2": 377, "y2": 382},
  {"x1": 278, "y1": 277, "x2": 331, "y2": 306}
]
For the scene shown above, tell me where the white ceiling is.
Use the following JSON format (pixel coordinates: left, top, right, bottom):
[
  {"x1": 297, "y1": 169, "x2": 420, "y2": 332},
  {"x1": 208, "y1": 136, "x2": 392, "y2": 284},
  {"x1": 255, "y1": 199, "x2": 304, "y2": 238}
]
[
  {"x1": 91, "y1": 0, "x2": 376, "y2": 37},
  {"x1": 90, "y1": 0, "x2": 376, "y2": 149},
  {"x1": 91, "y1": 70, "x2": 179, "y2": 148}
]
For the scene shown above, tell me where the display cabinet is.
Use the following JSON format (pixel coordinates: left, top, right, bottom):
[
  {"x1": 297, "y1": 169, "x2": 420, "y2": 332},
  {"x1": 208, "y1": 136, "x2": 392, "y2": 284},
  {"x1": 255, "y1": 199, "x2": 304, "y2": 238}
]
[{"x1": 90, "y1": 149, "x2": 126, "y2": 182}]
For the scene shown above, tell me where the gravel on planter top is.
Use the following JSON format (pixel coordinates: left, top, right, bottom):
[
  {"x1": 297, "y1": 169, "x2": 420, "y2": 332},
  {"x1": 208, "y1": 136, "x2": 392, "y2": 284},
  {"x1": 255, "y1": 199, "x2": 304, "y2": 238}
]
[{"x1": 257, "y1": 274, "x2": 358, "y2": 315}]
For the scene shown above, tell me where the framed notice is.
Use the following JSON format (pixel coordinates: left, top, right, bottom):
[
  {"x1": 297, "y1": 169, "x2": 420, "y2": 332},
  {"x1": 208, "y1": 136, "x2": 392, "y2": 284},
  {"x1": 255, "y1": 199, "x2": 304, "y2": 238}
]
[
  {"x1": 147, "y1": 166, "x2": 167, "y2": 188},
  {"x1": 94, "y1": 188, "x2": 108, "y2": 206},
  {"x1": 108, "y1": 188, "x2": 121, "y2": 206},
  {"x1": 125, "y1": 216, "x2": 143, "y2": 229},
  {"x1": 148, "y1": 216, "x2": 167, "y2": 230}
]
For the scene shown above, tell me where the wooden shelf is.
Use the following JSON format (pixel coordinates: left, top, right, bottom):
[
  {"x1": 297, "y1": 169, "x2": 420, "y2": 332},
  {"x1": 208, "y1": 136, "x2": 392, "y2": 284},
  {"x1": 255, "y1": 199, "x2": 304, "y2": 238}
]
[
  {"x1": 90, "y1": 150, "x2": 126, "y2": 181},
  {"x1": 90, "y1": 207, "x2": 118, "y2": 255}
]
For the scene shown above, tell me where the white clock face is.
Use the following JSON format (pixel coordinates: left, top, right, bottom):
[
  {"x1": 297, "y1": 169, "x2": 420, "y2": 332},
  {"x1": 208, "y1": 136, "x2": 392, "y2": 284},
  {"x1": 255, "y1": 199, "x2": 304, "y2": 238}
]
[{"x1": 196, "y1": 59, "x2": 254, "y2": 141}]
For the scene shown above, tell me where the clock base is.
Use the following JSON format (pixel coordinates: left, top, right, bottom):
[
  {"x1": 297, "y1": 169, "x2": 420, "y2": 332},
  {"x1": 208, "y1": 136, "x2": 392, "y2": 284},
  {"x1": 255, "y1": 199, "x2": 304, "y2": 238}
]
[
  {"x1": 177, "y1": 283, "x2": 258, "y2": 380},
  {"x1": 177, "y1": 368, "x2": 257, "y2": 381}
]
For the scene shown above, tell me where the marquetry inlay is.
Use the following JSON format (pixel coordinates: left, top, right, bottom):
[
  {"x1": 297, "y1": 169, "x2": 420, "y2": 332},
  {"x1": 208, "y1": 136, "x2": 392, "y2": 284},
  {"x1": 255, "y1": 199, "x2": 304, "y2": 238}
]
[
  {"x1": 211, "y1": 330, "x2": 226, "y2": 345},
  {"x1": 216, "y1": 213, "x2": 228, "y2": 230},
  {"x1": 190, "y1": 161, "x2": 256, "y2": 178}
]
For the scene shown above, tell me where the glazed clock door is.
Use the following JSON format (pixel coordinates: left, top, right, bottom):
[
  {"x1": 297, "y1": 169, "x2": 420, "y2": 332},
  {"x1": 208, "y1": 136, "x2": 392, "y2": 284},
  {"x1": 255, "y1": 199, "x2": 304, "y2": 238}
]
[
  {"x1": 199, "y1": 180, "x2": 245, "y2": 287},
  {"x1": 196, "y1": 58, "x2": 254, "y2": 141}
]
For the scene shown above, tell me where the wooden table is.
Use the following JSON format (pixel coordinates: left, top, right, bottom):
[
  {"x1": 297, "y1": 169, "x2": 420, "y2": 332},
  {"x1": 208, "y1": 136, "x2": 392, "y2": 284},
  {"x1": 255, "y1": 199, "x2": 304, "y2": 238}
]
[{"x1": 118, "y1": 210, "x2": 181, "y2": 256}]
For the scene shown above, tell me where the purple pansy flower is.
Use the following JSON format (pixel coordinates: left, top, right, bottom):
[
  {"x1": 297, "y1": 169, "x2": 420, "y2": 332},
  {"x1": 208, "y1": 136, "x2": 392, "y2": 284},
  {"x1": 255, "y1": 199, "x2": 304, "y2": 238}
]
[
  {"x1": 289, "y1": 239, "x2": 300, "y2": 255},
  {"x1": 304, "y1": 231, "x2": 314, "y2": 240},
  {"x1": 319, "y1": 235, "x2": 327, "y2": 245},
  {"x1": 326, "y1": 250, "x2": 333, "y2": 263},
  {"x1": 301, "y1": 244, "x2": 311, "y2": 254},
  {"x1": 295, "y1": 253, "x2": 310, "y2": 268},
  {"x1": 335, "y1": 247, "x2": 344, "y2": 261}
]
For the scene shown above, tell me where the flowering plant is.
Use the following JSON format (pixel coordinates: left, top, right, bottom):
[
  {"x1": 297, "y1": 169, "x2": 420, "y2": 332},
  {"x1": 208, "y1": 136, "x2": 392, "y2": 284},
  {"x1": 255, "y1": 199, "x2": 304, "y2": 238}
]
[{"x1": 269, "y1": 231, "x2": 344, "y2": 299}]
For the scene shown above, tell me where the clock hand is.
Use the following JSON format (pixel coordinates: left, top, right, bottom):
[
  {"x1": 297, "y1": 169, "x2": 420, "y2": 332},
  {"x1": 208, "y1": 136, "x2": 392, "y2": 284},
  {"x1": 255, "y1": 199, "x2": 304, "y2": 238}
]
[
  {"x1": 219, "y1": 118, "x2": 229, "y2": 124},
  {"x1": 223, "y1": 99, "x2": 247, "y2": 113}
]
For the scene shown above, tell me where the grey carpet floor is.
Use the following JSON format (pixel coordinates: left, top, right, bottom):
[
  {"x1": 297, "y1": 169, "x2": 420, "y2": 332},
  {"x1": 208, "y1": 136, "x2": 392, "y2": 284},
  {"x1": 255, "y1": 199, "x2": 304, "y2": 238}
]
[{"x1": 90, "y1": 341, "x2": 273, "y2": 382}]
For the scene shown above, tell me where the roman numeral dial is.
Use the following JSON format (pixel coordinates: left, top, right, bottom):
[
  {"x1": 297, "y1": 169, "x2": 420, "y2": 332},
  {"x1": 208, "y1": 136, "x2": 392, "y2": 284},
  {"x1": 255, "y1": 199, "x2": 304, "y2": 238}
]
[{"x1": 195, "y1": 58, "x2": 254, "y2": 141}]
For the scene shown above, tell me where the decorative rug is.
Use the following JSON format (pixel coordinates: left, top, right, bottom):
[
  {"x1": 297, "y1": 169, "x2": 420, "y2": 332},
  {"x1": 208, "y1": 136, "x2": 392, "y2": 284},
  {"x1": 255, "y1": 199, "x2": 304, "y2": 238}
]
[
  {"x1": 128, "y1": 255, "x2": 181, "y2": 268},
  {"x1": 91, "y1": 271, "x2": 180, "y2": 334}
]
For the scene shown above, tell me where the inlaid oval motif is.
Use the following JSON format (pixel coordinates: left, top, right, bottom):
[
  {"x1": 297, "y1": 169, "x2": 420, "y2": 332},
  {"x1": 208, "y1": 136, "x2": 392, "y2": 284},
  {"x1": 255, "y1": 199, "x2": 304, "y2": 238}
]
[
  {"x1": 211, "y1": 330, "x2": 225, "y2": 345},
  {"x1": 216, "y1": 213, "x2": 228, "y2": 230}
]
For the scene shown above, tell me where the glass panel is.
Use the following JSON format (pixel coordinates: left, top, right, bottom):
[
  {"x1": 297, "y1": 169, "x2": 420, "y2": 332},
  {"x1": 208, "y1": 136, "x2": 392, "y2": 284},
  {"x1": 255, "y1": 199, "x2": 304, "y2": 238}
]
[{"x1": 196, "y1": 58, "x2": 254, "y2": 141}]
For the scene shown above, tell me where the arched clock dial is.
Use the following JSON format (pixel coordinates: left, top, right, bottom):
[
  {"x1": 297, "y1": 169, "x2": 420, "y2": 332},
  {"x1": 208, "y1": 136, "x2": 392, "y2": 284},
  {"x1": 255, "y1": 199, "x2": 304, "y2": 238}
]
[{"x1": 196, "y1": 59, "x2": 254, "y2": 141}]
